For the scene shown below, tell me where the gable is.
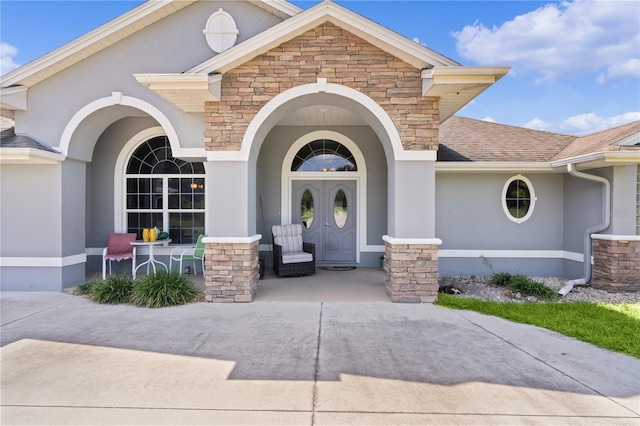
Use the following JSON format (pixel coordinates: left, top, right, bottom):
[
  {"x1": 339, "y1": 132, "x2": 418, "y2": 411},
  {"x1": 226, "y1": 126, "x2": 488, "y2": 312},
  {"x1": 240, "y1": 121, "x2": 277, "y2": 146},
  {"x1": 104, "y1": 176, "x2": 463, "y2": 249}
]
[
  {"x1": 204, "y1": 22, "x2": 438, "y2": 152},
  {"x1": 0, "y1": 0, "x2": 300, "y2": 90}
]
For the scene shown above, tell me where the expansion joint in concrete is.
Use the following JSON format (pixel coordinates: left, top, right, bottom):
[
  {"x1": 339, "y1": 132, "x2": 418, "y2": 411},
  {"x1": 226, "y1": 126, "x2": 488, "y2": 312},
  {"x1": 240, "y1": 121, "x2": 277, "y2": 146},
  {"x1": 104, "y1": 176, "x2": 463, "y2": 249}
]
[{"x1": 311, "y1": 302, "x2": 323, "y2": 425}]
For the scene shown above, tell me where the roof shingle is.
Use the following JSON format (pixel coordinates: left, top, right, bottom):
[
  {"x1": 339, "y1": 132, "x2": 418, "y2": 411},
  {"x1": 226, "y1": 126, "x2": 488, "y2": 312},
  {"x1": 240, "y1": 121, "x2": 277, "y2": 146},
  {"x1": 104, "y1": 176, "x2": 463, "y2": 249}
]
[
  {"x1": 438, "y1": 116, "x2": 640, "y2": 163},
  {"x1": 0, "y1": 128, "x2": 60, "y2": 154}
]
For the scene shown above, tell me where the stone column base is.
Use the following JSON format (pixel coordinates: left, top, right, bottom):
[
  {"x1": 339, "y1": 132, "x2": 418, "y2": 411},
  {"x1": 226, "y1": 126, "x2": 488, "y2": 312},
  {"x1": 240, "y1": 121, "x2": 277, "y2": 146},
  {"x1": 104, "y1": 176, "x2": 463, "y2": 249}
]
[
  {"x1": 382, "y1": 236, "x2": 442, "y2": 303},
  {"x1": 592, "y1": 235, "x2": 640, "y2": 292},
  {"x1": 203, "y1": 235, "x2": 261, "y2": 303}
]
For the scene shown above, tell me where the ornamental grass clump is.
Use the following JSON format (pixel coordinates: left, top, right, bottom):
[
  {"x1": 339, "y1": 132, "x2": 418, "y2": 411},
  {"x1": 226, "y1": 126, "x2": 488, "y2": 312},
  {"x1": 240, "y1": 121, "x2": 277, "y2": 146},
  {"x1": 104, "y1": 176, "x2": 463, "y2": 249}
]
[
  {"x1": 131, "y1": 270, "x2": 198, "y2": 308},
  {"x1": 90, "y1": 274, "x2": 135, "y2": 304},
  {"x1": 490, "y1": 272, "x2": 558, "y2": 301}
]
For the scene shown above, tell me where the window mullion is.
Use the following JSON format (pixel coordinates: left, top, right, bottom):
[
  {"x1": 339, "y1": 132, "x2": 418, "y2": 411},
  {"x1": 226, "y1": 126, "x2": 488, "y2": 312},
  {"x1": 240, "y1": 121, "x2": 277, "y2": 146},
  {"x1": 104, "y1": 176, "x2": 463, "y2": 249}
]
[{"x1": 163, "y1": 176, "x2": 169, "y2": 233}]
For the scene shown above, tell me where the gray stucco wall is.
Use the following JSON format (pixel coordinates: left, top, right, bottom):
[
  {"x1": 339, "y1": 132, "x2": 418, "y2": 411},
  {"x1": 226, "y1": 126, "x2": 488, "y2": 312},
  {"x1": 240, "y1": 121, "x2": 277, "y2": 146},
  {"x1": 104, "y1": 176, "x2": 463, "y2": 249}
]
[
  {"x1": 562, "y1": 168, "x2": 610, "y2": 253},
  {"x1": 436, "y1": 173, "x2": 564, "y2": 249},
  {"x1": 14, "y1": 1, "x2": 283, "y2": 156},
  {"x1": 0, "y1": 164, "x2": 71, "y2": 290},
  {"x1": 1, "y1": 164, "x2": 62, "y2": 257},
  {"x1": 611, "y1": 165, "x2": 638, "y2": 235},
  {"x1": 435, "y1": 172, "x2": 566, "y2": 277},
  {"x1": 256, "y1": 125, "x2": 388, "y2": 251},
  {"x1": 87, "y1": 116, "x2": 159, "y2": 248}
]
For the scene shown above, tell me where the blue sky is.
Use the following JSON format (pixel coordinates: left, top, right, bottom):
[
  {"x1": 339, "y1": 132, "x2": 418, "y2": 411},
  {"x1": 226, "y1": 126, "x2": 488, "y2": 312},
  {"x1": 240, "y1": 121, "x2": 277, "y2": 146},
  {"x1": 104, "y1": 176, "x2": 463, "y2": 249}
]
[{"x1": 1, "y1": 0, "x2": 638, "y2": 135}]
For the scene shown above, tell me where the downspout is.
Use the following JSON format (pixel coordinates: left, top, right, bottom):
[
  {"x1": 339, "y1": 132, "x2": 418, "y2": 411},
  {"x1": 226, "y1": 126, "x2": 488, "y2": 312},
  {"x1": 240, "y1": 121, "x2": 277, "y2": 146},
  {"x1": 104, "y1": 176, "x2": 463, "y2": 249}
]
[{"x1": 558, "y1": 164, "x2": 611, "y2": 296}]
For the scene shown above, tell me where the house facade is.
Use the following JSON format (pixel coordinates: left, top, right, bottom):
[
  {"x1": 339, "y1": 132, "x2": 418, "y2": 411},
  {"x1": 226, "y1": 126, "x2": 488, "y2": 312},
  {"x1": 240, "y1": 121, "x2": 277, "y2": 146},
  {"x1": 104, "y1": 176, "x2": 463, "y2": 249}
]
[{"x1": 1, "y1": 0, "x2": 638, "y2": 301}]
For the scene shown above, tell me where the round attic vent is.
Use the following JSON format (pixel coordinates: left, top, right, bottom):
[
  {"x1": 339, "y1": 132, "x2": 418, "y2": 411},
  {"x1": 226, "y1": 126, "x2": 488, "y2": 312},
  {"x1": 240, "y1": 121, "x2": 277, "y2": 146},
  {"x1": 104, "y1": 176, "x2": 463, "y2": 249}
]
[{"x1": 203, "y1": 9, "x2": 239, "y2": 53}]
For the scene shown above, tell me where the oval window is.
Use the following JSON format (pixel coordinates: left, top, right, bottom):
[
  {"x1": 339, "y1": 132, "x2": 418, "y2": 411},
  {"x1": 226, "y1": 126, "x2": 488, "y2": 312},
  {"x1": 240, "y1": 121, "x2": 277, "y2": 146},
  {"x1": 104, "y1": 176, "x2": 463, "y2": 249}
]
[
  {"x1": 300, "y1": 190, "x2": 314, "y2": 228},
  {"x1": 502, "y1": 175, "x2": 536, "y2": 223},
  {"x1": 334, "y1": 189, "x2": 348, "y2": 229}
]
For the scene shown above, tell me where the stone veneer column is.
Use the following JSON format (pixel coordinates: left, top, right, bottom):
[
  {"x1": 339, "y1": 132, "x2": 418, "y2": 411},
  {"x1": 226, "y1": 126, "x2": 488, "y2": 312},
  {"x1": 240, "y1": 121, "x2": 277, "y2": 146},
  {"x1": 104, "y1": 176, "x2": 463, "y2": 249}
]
[
  {"x1": 202, "y1": 235, "x2": 261, "y2": 303},
  {"x1": 382, "y1": 236, "x2": 442, "y2": 303},
  {"x1": 592, "y1": 235, "x2": 640, "y2": 292}
]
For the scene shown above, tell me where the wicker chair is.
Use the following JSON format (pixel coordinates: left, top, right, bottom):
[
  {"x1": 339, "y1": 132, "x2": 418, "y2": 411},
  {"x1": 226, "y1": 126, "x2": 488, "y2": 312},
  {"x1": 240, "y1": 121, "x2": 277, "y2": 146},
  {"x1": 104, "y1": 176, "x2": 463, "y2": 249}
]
[{"x1": 272, "y1": 224, "x2": 316, "y2": 277}]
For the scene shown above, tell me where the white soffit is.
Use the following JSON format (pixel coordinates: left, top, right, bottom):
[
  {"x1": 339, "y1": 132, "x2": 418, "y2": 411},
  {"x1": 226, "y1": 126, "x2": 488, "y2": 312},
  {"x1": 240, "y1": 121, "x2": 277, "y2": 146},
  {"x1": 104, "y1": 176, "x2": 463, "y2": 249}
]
[
  {"x1": 423, "y1": 67, "x2": 510, "y2": 123},
  {"x1": 189, "y1": 0, "x2": 459, "y2": 75},
  {"x1": 134, "y1": 74, "x2": 222, "y2": 113}
]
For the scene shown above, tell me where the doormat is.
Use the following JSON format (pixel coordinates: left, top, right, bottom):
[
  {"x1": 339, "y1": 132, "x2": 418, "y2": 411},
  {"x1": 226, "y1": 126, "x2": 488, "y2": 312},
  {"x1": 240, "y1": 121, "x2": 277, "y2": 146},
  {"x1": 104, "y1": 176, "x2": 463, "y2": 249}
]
[{"x1": 320, "y1": 266, "x2": 357, "y2": 271}]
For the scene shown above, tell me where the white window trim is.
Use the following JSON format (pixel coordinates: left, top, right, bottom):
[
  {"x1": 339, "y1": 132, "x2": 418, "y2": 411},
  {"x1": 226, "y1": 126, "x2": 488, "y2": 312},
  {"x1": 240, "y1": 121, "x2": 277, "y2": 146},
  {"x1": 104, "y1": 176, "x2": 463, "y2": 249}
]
[
  {"x1": 114, "y1": 127, "x2": 209, "y2": 238},
  {"x1": 501, "y1": 174, "x2": 537, "y2": 224}
]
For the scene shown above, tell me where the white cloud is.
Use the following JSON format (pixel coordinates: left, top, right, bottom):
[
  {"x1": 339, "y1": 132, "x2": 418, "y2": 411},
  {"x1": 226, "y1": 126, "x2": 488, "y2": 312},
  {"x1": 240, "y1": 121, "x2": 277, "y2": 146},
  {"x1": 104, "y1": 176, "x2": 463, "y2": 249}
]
[
  {"x1": 524, "y1": 117, "x2": 552, "y2": 131},
  {"x1": 481, "y1": 116, "x2": 496, "y2": 123},
  {"x1": 559, "y1": 111, "x2": 640, "y2": 134},
  {"x1": 0, "y1": 42, "x2": 20, "y2": 75},
  {"x1": 527, "y1": 112, "x2": 640, "y2": 134},
  {"x1": 453, "y1": 0, "x2": 640, "y2": 83},
  {"x1": 596, "y1": 58, "x2": 640, "y2": 84}
]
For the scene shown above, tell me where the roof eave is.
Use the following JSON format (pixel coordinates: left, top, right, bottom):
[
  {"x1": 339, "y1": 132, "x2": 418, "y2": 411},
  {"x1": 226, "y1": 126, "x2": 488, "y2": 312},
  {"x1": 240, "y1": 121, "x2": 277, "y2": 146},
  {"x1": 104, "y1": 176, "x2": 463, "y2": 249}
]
[
  {"x1": 0, "y1": 86, "x2": 28, "y2": 116},
  {"x1": 422, "y1": 67, "x2": 511, "y2": 123},
  {"x1": 251, "y1": 0, "x2": 303, "y2": 19},
  {"x1": 0, "y1": 148, "x2": 65, "y2": 164},
  {"x1": 134, "y1": 73, "x2": 221, "y2": 113},
  {"x1": 436, "y1": 161, "x2": 556, "y2": 173},
  {"x1": 551, "y1": 151, "x2": 640, "y2": 169}
]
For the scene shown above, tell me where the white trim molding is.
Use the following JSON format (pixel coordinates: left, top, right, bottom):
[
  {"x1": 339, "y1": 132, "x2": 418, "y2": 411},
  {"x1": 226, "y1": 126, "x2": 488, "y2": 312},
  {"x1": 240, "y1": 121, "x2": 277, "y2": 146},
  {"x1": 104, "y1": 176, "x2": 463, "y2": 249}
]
[
  {"x1": 202, "y1": 235, "x2": 262, "y2": 244},
  {"x1": 382, "y1": 236, "x2": 443, "y2": 246},
  {"x1": 60, "y1": 92, "x2": 204, "y2": 161},
  {"x1": 501, "y1": 174, "x2": 537, "y2": 224},
  {"x1": 438, "y1": 249, "x2": 584, "y2": 262},
  {"x1": 591, "y1": 234, "x2": 640, "y2": 242},
  {"x1": 0, "y1": 253, "x2": 87, "y2": 267},
  {"x1": 0, "y1": 148, "x2": 65, "y2": 165}
]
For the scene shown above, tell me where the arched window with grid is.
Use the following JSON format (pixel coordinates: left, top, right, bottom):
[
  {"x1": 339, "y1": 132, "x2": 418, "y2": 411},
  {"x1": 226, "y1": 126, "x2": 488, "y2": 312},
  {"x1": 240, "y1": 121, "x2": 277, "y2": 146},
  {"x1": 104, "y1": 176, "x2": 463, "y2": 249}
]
[
  {"x1": 291, "y1": 139, "x2": 357, "y2": 172},
  {"x1": 125, "y1": 136, "x2": 205, "y2": 244}
]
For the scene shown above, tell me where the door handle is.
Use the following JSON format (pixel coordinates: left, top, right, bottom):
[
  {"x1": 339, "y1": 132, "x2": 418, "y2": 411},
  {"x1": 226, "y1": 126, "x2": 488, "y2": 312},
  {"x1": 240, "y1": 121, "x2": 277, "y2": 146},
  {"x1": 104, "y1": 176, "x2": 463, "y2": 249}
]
[{"x1": 325, "y1": 217, "x2": 330, "y2": 226}]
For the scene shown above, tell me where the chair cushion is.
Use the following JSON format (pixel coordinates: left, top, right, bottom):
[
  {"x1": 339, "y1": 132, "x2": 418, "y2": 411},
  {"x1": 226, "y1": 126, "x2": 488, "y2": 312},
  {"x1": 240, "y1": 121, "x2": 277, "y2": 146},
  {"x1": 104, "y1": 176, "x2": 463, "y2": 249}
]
[
  {"x1": 272, "y1": 224, "x2": 303, "y2": 253},
  {"x1": 282, "y1": 252, "x2": 314, "y2": 264},
  {"x1": 106, "y1": 233, "x2": 136, "y2": 256}
]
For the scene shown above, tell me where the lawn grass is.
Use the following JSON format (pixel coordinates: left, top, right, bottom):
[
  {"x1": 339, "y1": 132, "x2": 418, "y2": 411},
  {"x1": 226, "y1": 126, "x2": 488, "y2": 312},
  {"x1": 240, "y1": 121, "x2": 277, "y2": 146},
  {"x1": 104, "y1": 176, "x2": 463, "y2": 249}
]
[{"x1": 436, "y1": 294, "x2": 640, "y2": 359}]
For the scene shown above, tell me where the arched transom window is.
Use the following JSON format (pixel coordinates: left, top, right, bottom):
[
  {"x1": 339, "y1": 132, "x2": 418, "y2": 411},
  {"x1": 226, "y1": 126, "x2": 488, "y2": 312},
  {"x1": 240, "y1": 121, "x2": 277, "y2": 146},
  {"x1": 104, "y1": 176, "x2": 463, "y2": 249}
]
[
  {"x1": 291, "y1": 139, "x2": 357, "y2": 172},
  {"x1": 126, "y1": 136, "x2": 205, "y2": 244}
]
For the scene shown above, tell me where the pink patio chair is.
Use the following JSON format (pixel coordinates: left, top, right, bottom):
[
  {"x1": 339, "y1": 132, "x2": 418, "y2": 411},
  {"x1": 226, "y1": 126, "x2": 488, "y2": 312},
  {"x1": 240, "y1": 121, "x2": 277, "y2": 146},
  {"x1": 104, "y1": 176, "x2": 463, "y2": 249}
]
[{"x1": 102, "y1": 233, "x2": 137, "y2": 279}]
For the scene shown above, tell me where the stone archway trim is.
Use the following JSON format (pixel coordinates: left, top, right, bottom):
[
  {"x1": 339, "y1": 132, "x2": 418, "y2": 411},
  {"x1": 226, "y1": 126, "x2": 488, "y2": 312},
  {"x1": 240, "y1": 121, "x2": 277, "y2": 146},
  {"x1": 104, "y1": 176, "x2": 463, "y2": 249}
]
[{"x1": 206, "y1": 79, "x2": 437, "y2": 163}]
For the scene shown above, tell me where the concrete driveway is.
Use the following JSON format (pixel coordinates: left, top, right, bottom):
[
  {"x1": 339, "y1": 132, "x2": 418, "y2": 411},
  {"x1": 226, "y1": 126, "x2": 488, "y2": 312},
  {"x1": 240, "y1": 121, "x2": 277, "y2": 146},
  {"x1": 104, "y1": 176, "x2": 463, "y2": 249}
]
[{"x1": 1, "y1": 291, "x2": 639, "y2": 425}]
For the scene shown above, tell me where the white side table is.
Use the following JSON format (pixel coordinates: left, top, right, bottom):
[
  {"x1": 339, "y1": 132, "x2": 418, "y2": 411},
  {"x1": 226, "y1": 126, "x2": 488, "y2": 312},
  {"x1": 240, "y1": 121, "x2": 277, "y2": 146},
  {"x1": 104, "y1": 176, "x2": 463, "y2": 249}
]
[{"x1": 130, "y1": 239, "x2": 172, "y2": 278}]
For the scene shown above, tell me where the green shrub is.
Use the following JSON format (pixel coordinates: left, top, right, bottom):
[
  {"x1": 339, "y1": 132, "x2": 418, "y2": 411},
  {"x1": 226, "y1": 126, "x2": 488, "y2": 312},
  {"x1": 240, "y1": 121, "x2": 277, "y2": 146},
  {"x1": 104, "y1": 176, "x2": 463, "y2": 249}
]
[
  {"x1": 91, "y1": 274, "x2": 135, "y2": 304},
  {"x1": 491, "y1": 272, "x2": 513, "y2": 287},
  {"x1": 77, "y1": 280, "x2": 97, "y2": 295},
  {"x1": 490, "y1": 272, "x2": 558, "y2": 301},
  {"x1": 508, "y1": 274, "x2": 558, "y2": 301},
  {"x1": 131, "y1": 270, "x2": 198, "y2": 308}
]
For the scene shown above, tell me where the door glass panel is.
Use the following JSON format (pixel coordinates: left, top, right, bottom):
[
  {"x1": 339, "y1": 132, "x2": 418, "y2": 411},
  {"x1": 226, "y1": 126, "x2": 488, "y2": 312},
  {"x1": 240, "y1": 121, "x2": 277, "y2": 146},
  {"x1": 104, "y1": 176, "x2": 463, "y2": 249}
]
[
  {"x1": 301, "y1": 189, "x2": 314, "y2": 228},
  {"x1": 334, "y1": 189, "x2": 347, "y2": 229}
]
